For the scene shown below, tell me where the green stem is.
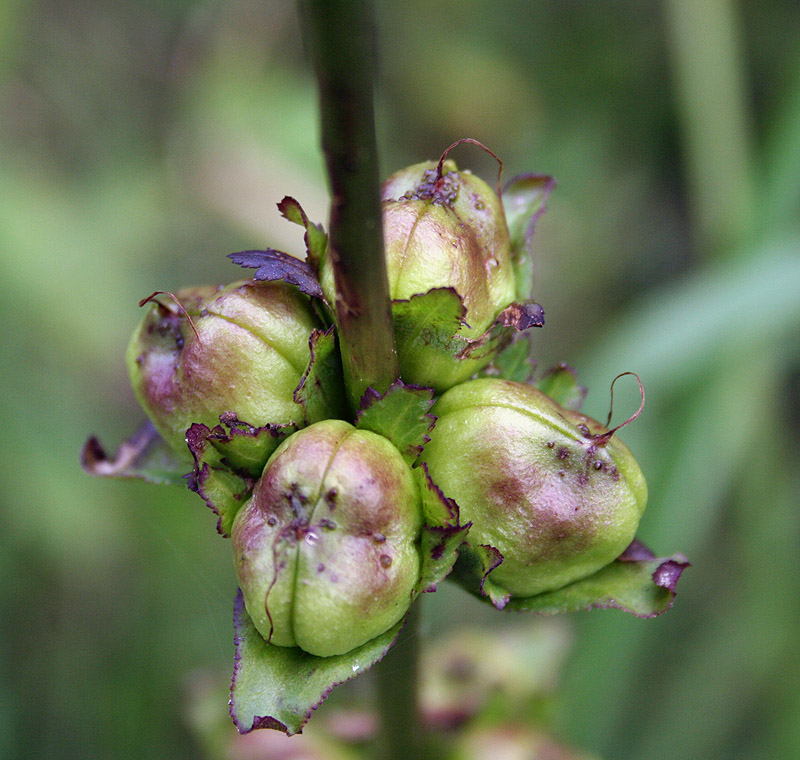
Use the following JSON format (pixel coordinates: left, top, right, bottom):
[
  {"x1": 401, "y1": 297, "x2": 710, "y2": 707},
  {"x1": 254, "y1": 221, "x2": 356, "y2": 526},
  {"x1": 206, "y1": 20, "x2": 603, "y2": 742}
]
[
  {"x1": 663, "y1": 0, "x2": 756, "y2": 259},
  {"x1": 299, "y1": 0, "x2": 399, "y2": 410},
  {"x1": 299, "y1": 2, "x2": 418, "y2": 757},
  {"x1": 373, "y1": 600, "x2": 423, "y2": 760}
]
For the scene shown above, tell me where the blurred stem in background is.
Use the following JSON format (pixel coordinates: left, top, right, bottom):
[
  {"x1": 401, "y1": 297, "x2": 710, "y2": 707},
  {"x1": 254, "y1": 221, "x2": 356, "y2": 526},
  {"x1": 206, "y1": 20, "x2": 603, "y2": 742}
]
[
  {"x1": 560, "y1": 1, "x2": 800, "y2": 756},
  {"x1": 298, "y1": 2, "x2": 419, "y2": 759},
  {"x1": 664, "y1": 0, "x2": 756, "y2": 259}
]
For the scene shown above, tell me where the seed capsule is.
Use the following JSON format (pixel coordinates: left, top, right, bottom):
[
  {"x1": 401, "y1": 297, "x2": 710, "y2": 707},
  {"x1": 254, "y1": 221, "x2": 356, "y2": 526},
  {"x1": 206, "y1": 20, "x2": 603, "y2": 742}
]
[
  {"x1": 126, "y1": 280, "x2": 323, "y2": 459},
  {"x1": 421, "y1": 378, "x2": 647, "y2": 598},
  {"x1": 232, "y1": 420, "x2": 423, "y2": 657}
]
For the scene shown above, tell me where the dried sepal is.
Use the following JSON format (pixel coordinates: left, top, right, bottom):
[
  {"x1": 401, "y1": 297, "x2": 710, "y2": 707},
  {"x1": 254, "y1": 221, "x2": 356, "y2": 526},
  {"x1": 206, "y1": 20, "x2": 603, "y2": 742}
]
[
  {"x1": 81, "y1": 420, "x2": 189, "y2": 485},
  {"x1": 227, "y1": 249, "x2": 324, "y2": 301}
]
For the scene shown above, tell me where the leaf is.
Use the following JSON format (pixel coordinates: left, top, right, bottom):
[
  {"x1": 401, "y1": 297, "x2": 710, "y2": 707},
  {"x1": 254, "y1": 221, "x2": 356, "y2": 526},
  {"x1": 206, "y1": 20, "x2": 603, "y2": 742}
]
[
  {"x1": 478, "y1": 339, "x2": 535, "y2": 383},
  {"x1": 277, "y1": 196, "x2": 328, "y2": 271},
  {"x1": 506, "y1": 540, "x2": 689, "y2": 618},
  {"x1": 355, "y1": 381, "x2": 436, "y2": 464},
  {"x1": 203, "y1": 412, "x2": 298, "y2": 479},
  {"x1": 452, "y1": 543, "x2": 510, "y2": 610},
  {"x1": 392, "y1": 289, "x2": 544, "y2": 385},
  {"x1": 502, "y1": 174, "x2": 556, "y2": 301},
  {"x1": 186, "y1": 422, "x2": 265, "y2": 537},
  {"x1": 228, "y1": 248, "x2": 324, "y2": 300},
  {"x1": 81, "y1": 420, "x2": 189, "y2": 486},
  {"x1": 536, "y1": 363, "x2": 587, "y2": 411},
  {"x1": 414, "y1": 464, "x2": 471, "y2": 594},
  {"x1": 230, "y1": 591, "x2": 404, "y2": 735},
  {"x1": 293, "y1": 327, "x2": 349, "y2": 425},
  {"x1": 392, "y1": 287, "x2": 466, "y2": 357}
]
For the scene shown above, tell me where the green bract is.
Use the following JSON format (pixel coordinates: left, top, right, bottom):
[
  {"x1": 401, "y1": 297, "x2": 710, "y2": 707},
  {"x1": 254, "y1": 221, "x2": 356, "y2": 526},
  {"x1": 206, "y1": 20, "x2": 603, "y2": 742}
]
[
  {"x1": 422, "y1": 378, "x2": 647, "y2": 600},
  {"x1": 232, "y1": 419, "x2": 423, "y2": 658},
  {"x1": 126, "y1": 279, "x2": 323, "y2": 460}
]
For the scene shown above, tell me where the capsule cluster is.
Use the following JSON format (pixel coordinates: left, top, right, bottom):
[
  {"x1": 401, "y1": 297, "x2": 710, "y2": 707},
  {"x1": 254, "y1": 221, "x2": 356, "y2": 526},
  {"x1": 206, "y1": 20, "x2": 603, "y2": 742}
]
[{"x1": 127, "y1": 148, "x2": 647, "y2": 657}]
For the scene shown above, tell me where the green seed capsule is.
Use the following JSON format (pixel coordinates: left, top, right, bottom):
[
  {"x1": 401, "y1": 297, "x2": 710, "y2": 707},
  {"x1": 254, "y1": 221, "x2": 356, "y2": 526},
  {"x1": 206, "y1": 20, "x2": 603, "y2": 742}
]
[
  {"x1": 422, "y1": 378, "x2": 647, "y2": 598},
  {"x1": 319, "y1": 158, "x2": 518, "y2": 391},
  {"x1": 382, "y1": 159, "x2": 516, "y2": 335},
  {"x1": 126, "y1": 280, "x2": 323, "y2": 460},
  {"x1": 232, "y1": 420, "x2": 423, "y2": 657}
]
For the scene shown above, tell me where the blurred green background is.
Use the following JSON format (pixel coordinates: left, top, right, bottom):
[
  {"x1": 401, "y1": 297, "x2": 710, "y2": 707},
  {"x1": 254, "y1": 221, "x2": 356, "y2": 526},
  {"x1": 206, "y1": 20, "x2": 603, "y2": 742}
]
[{"x1": 2, "y1": 0, "x2": 799, "y2": 758}]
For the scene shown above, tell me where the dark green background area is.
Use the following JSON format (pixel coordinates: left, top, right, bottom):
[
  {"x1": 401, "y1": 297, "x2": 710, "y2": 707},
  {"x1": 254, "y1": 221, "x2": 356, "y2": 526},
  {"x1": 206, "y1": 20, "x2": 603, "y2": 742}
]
[{"x1": 2, "y1": 1, "x2": 799, "y2": 758}]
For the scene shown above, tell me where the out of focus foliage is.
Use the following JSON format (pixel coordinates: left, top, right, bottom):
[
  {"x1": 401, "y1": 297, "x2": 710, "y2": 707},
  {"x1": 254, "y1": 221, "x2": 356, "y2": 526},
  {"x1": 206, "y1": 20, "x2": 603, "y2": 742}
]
[{"x1": 1, "y1": 1, "x2": 799, "y2": 758}]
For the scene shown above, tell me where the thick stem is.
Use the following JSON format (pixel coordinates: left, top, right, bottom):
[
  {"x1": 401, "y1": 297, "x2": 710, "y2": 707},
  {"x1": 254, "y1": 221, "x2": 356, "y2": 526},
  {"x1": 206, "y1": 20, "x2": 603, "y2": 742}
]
[
  {"x1": 299, "y1": 0, "x2": 399, "y2": 410},
  {"x1": 373, "y1": 600, "x2": 423, "y2": 760},
  {"x1": 299, "y1": 3, "x2": 418, "y2": 757}
]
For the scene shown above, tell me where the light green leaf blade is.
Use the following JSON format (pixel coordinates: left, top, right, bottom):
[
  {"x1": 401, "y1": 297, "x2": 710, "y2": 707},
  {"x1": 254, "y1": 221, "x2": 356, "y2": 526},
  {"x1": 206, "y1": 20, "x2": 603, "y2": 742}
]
[{"x1": 230, "y1": 592, "x2": 405, "y2": 735}]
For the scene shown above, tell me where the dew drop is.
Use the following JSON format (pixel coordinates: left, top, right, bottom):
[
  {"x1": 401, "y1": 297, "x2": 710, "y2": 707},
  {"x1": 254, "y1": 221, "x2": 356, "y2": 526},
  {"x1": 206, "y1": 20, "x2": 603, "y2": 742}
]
[
  {"x1": 305, "y1": 530, "x2": 319, "y2": 546},
  {"x1": 267, "y1": 517, "x2": 277, "y2": 527},
  {"x1": 593, "y1": 460, "x2": 604, "y2": 470},
  {"x1": 380, "y1": 554, "x2": 393, "y2": 569},
  {"x1": 374, "y1": 533, "x2": 387, "y2": 544}
]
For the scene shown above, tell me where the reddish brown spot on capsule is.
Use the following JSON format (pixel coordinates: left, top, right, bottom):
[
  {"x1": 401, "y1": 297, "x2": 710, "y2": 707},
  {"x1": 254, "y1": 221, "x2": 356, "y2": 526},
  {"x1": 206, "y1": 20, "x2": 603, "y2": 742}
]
[{"x1": 557, "y1": 447, "x2": 570, "y2": 460}]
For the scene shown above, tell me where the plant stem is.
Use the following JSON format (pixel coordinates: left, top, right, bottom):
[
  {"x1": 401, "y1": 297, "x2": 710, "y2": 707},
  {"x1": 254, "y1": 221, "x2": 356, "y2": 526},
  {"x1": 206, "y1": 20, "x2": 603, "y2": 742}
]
[
  {"x1": 373, "y1": 600, "x2": 423, "y2": 760},
  {"x1": 299, "y1": 3, "x2": 419, "y2": 757},
  {"x1": 299, "y1": 0, "x2": 399, "y2": 410}
]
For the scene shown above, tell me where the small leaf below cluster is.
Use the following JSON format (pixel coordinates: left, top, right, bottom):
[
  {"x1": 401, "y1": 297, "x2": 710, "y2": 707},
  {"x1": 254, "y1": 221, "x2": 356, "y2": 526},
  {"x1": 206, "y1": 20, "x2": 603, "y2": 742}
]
[
  {"x1": 230, "y1": 591, "x2": 404, "y2": 736},
  {"x1": 81, "y1": 421, "x2": 189, "y2": 486},
  {"x1": 356, "y1": 381, "x2": 436, "y2": 464},
  {"x1": 506, "y1": 540, "x2": 689, "y2": 618}
]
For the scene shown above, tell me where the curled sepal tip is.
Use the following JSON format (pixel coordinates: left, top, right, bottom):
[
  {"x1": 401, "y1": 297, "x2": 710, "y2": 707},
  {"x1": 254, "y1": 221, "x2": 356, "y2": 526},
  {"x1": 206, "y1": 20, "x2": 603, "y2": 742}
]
[
  {"x1": 81, "y1": 420, "x2": 189, "y2": 486},
  {"x1": 276, "y1": 196, "x2": 328, "y2": 272},
  {"x1": 230, "y1": 591, "x2": 405, "y2": 736}
]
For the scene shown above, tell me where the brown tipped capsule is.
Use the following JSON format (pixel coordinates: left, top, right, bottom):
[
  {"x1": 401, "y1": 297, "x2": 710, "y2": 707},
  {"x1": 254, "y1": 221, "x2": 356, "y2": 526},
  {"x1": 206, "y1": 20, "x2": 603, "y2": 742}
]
[
  {"x1": 126, "y1": 280, "x2": 323, "y2": 459},
  {"x1": 232, "y1": 420, "x2": 423, "y2": 657},
  {"x1": 421, "y1": 378, "x2": 647, "y2": 598}
]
